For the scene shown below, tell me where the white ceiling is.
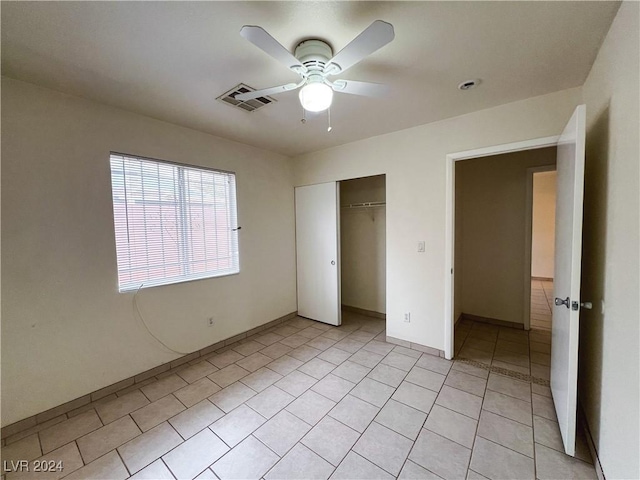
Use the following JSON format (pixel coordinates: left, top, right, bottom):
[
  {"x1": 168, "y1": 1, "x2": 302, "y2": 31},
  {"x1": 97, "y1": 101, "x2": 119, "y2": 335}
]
[{"x1": 1, "y1": 1, "x2": 619, "y2": 156}]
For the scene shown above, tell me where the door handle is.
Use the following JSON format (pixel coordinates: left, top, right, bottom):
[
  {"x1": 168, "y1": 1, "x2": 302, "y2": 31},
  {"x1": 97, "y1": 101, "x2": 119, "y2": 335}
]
[{"x1": 555, "y1": 297, "x2": 570, "y2": 308}]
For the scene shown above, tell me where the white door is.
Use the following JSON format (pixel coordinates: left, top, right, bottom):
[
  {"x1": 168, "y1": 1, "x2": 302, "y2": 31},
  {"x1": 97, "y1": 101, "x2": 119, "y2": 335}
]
[
  {"x1": 551, "y1": 104, "x2": 586, "y2": 456},
  {"x1": 295, "y1": 182, "x2": 341, "y2": 326}
]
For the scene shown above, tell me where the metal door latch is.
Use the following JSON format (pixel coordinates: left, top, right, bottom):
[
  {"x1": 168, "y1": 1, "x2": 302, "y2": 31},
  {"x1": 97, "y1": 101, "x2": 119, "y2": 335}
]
[
  {"x1": 572, "y1": 301, "x2": 593, "y2": 310},
  {"x1": 556, "y1": 297, "x2": 592, "y2": 310}
]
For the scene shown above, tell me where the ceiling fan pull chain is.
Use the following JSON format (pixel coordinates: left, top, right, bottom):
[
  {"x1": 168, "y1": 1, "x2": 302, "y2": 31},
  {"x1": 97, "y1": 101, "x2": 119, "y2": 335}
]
[
  {"x1": 327, "y1": 107, "x2": 332, "y2": 132},
  {"x1": 301, "y1": 107, "x2": 306, "y2": 124}
]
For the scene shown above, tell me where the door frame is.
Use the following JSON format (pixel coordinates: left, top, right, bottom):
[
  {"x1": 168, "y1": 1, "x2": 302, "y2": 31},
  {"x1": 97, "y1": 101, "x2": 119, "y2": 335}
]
[
  {"x1": 444, "y1": 135, "x2": 560, "y2": 360},
  {"x1": 524, "y1": 165, "x2": 557, "y2": 331}
]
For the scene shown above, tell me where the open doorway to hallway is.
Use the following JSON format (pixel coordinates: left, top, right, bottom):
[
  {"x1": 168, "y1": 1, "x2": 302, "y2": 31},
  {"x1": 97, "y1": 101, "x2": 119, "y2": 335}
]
[
  {"x1": 453, "y1": 147, "x2": 557, "y2": 342},
  {"x1": 445, "y1": 105, "x2": 589, "y2": 465},
  {"x1": 448, "y1": 145, "x2": 594, "y2": 473},
  {"x1": 530, "y1": 170, "x2": 557, "y2": 332},
  {"x1": 451, "y1": 146, "x2": 560, "y2": 381}
]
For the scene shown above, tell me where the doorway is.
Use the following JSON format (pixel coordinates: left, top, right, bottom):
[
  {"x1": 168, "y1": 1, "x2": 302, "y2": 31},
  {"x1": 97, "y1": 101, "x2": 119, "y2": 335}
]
[
  {"x1": 529, "y1": 169, "x2": 557, "y2": 332},
  {"x1": 445, "y1": 104, "x2": 587, "y2": 458},
  {"x1": 339, "y1": 175, "x2": 387, "y2": 323},
  {"x1": 452, "y1": 147, "x2": 556, "y2": 353},
  {"x1": 450, "y1": 149, "x2": 557, "y2": 376},
  {"x1": 444, "y1": 135, "x2": 562, "y2": 359}
]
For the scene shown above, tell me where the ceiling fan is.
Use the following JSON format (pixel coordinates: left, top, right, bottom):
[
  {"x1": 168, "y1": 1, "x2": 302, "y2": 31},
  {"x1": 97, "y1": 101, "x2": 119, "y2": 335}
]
[{"x1": 235, "y1": 20, "x2": 395, "y2": 114}]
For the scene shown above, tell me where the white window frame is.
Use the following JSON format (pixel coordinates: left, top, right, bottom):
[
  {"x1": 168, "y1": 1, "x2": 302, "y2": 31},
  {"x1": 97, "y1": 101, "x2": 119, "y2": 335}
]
[{"x1": 109, "y1": 152, "x2": 240, "y2": 292}]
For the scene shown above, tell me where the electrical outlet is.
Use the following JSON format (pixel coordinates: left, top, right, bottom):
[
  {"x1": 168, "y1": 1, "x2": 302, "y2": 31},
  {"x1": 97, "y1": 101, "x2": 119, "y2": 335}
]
[
  {"x1": 207, "y1": 317, "x2": 215, "y2": 327},
  {"x1": 404, "y1": 312, "x2": 411, "y2": 323},
  {"x1": 417, "y1": 241, "x2": 425, "y2": 253}
]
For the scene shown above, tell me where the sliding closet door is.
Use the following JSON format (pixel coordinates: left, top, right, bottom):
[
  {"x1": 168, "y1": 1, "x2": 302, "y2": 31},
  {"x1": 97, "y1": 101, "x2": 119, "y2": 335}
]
[{"x1": 295, "y1": 182, "x2": 341, "y2": 326}]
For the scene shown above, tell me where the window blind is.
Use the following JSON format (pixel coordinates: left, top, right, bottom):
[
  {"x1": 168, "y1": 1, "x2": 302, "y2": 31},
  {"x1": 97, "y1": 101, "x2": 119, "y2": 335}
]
[{"x1": 109, "y1": 153, "x2": 239, "y2": 292}]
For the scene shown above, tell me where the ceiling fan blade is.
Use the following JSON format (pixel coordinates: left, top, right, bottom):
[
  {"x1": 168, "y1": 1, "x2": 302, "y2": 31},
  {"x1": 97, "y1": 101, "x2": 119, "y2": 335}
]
[
  {"x1": 234, "y1": 83, "x2": 301, "y2": 101},
  {"x1": 324, "y1": 20, "x2": 395, "y2": 75},
  {"x1": 240, "y1": 26, "x2": 306, "y2": 73},
  {"x1": 331, "y1": 79, "x2": 389, "y2": 97}
]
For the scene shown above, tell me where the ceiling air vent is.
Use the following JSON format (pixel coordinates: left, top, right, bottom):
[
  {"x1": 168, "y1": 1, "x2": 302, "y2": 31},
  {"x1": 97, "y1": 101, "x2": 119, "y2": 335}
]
[{"x1": 217, "y1": 84, "x2": 275, "y2": 112}]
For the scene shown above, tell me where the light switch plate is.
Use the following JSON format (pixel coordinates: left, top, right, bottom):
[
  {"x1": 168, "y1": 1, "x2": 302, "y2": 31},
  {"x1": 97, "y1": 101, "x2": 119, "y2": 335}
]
[{"x1": 418, "y1": 241, "x2": 425, "y2": 252}]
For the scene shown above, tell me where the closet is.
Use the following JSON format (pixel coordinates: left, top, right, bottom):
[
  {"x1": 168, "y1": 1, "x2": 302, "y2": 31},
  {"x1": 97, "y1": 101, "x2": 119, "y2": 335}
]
[
  {"x1": 340, "y1": 175, "x2": 386, "y2": 318},
  {"x1": 295, "y1": 175, "x2": 386, "y2": 326}
]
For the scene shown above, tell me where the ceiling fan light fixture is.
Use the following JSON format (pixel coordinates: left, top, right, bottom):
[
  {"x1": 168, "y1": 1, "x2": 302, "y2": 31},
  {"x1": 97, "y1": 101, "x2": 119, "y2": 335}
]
[{"x1": 299, "y1": 82, "x2": 333, "y2": 112}]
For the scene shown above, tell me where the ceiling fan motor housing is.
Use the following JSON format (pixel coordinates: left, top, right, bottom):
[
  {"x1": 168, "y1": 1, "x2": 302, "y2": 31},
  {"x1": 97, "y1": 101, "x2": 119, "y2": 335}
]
[{"x1": 295, "y1": 40, "x2": 333, "y2": 71}]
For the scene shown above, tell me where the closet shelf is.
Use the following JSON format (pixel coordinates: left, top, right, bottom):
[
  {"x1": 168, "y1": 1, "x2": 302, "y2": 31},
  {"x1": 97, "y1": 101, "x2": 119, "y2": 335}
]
[{"x1": 340, "y1": 201, "x2": 386, "y2": 209}]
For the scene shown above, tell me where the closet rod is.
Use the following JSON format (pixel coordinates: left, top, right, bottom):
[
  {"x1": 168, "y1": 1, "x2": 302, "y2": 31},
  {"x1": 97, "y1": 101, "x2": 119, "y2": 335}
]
[{"x1": 340, "y1": 201, "x2": 386, "y2": 209}]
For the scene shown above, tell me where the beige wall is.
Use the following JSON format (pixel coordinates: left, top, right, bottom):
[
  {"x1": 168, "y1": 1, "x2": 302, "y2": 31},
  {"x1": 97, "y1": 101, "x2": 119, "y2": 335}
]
[
  {"x1": 455, "y1": 149, "x2": 556, "y2": 325},
  {"x1": 293, "y1": 86, "x2": 583, "y2": 350},
  {"x1": 340, "y1": 176, "x2": 386, "y2": 314},
  {"x1": 1, "y1": 77, "x2": 297, "y2": 426},
  {"x1": 579, "y1": 2, "x2": 639, "y2": 478},
  {"x1": 531, "y1": 171, "x2": 556, "y2": 279}
]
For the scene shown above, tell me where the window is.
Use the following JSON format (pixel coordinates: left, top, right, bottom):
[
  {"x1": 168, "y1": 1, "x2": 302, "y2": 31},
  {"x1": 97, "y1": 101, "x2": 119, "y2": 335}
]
[{"x1": 109, "y1": 153, "x2": 239, "y2": 292}]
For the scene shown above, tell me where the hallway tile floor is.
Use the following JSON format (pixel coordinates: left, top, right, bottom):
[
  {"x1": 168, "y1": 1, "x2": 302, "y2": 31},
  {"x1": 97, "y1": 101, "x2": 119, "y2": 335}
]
[
  {"x1": 531, "y1": 280, "x2": 554, "y2": 331},
  {"x1": 1, "y1": 312, "x2": 596, "y2": 479}
]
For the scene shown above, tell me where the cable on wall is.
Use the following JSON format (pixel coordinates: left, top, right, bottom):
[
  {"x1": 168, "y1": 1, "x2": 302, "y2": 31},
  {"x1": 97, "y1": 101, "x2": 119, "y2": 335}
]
[{"x1": 133, "y1": 284, "x2": 191, "y2": 355}]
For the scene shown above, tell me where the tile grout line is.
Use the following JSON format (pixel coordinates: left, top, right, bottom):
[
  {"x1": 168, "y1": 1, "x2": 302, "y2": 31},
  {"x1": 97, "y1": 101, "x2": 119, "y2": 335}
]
[
  {"x1": 73, "y1": 439, "x2": 86, "y2": 469},
  {"x1": 114, "y1": 445, "x2": 132, "y2": 478},
  {"x1": 434, "y1": 402, "x2": 480, "y2": 422},
  {"x1": 530, "y1": 330, "x2": 540, "y2": 480},
  {"x1": 465, "y1": 339, "x2": 493, "y2": 477},
  {"x1": 484, "y1": 384, "x2": 533, "y2": 404},
  {"x1": 126, "y1": 412, "x2": 145, "y2": 439},
  {"x1": 394, "y1": 392, "x2": 434, "y2": 476},
  {"x1": 206, "y1": 423, "x2": 234, "y2": 451},
  {"x1": 337, "y1": 449, "x2": 379, "y2": 476},
  {"x1": 159, "y1": 457, "x2": 178, "y2": 480},
  {"x1": 73, "y1": 423, "x2": 101, "y2": 466},
  {"x1": 35, "y1": 430, "x2": 44, "y2": 463},
  {"x1": 477, "y1": 403, "x2": 535, "y2": 429},
  {"x1": 479, "y1": 435, "x2": 537, "y2": 462}
]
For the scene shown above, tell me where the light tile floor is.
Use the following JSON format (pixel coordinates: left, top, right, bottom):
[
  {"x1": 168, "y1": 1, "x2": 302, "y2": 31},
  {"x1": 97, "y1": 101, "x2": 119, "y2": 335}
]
[
  {"x1": 531, "y1": 280, "x2": 554, "y2": 331},
  {"x1": 1, "y1": 312, "x2": 597, "y2": 480}
]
